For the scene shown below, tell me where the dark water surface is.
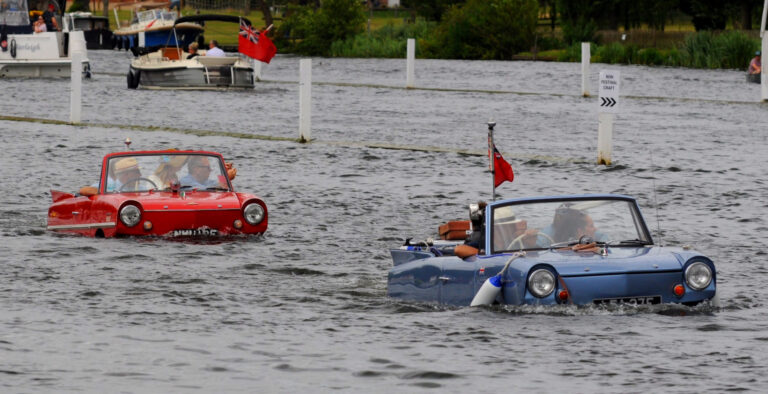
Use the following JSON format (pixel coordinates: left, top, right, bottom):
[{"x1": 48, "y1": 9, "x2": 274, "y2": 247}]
[{"x1": 1, "y1": 52, "x2": 767, "y2": 392}]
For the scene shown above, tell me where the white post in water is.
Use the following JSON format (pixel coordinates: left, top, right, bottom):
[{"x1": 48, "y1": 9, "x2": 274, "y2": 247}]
[
  {"x1": 406, "y1": 38, "x2": 415, "y2": 88},
  {"x1": 253, "y1": 58, "x2": 262, "y2": 84},
  {"x1": 761, "y1": 0, "x2": 768, "y2": 101},
  {"x1": 581, "y1": 42, "x2": 591, "y2": 97},
  {"x1": 597, "y1": 70, "x2": 620, "y2": 165},
  {"x1": 69, "y1": 31, "x2": 87, "y2": 124},
  {"x1": 70, "y1": 51, "x2": 82, "y2": 123},
  {"x1": 299, "y1": 58, "x2": 312, "y2": 142}
]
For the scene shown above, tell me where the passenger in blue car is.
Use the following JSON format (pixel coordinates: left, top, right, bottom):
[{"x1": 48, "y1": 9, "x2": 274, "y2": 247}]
[{"x1": 551, "y1": 207, "x2": 606, "y2": 244}]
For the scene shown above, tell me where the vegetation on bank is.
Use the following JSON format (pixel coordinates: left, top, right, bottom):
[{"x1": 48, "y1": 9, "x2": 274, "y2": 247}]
[{"x1": 98, "y1": 0, "x2": 763, "y2": 70}]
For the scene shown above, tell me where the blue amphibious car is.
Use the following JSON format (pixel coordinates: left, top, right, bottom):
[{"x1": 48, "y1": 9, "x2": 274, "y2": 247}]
[{"x1": 388, "y1": 194, "x2": 717, "y2": 307}]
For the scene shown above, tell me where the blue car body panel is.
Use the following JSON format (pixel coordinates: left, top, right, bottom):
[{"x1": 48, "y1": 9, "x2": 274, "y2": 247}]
[{"x1": 387, "y1": 194, "x2": 717, "y2": 307}]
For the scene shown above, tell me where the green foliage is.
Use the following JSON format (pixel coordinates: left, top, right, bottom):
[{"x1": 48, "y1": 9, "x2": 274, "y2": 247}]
[
  {"x1": 595, "y1": 42, "x2": 626, "y2": 63},
  {"x1": 427, "y1": 0, "x2": 538, "y2": 60},
  {"x1": 67, "y1": 0, "x2": 90, "y2": 12},
  {"x1": 677, "y1": 30, "x2": 759, "y2": 69},
  {"x1": 329, "y1": 20, "x2": 435, "y2": 58},
  {"x1": 557, "y1": 42, "x2": 595, "y2": 62},
  {"x1": 636, "y1": 48, "x2": 665, "y2": 65},
  {"x1": 279, "y1": 0, "x2": 366, "y2": 56},
  {"x1": 400, "y1": 0, "x2": 463, "y2": 21}
]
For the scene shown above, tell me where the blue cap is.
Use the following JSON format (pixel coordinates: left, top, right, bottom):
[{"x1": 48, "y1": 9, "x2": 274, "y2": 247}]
[{"x1": 757, "y1": 51, "x2": 762, "y2": 56}]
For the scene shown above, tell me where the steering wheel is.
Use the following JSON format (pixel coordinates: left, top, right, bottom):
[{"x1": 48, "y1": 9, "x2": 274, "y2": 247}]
[
  {"x1": 507, "y1": 231, "x2": 555, "y2": 250},
  {"x1": 119, "y1": 177, "x2": 158, "y2": 192}
]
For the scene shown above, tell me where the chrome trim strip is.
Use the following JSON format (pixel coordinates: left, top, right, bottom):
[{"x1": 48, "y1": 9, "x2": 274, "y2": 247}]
[
  {"x1": 47, "y1": 222, "x2": 116, "y2": 230},
  {"x1": 144, "y1": 208, "x2": 241, "y2": 212}
]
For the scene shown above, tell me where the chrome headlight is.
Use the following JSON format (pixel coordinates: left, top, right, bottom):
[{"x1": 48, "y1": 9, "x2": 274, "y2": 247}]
[
  {"x1": 528, "y1": 269, "x2": 556, "y2": 298},
  {"x1": 243, "y1": 203, "x2": 265, "y2": 225},
  {"x1": 685, "y1": 262, "x2": 712, "y2": 290},
  {"x1": 119, "y1": 205, "x2": 141, "y2": 227}
]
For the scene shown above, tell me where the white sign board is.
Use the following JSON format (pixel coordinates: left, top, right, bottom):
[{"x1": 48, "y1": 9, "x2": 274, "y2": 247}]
[{"x1": 598, "y1": 70, "x2": 620, "y2": 113}]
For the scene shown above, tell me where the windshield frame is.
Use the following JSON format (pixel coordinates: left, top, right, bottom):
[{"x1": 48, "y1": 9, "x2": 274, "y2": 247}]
[
  {"x1": 486, "y1": 195, "x2": 654, "y2": 254},
  {"x1": 99, "y1": 151, "x2": 232, "y2": 194}
]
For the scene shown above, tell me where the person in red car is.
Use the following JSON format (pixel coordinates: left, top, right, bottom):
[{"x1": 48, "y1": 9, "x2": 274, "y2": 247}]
[
  {"x1": 179, "y1": 156, "x2": 222, "y2": 189},
  {"x1": 114, "y1": 157, "x2": 143, "y2": 191}
]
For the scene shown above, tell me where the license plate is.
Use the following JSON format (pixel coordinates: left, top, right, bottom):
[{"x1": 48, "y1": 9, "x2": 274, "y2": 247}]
[
  {"x1": 172, "y1": 228, "x2": 219, "y2": 237},
  {"x1": 593, "y1": 295, "x2": 661, "y2": 305}
]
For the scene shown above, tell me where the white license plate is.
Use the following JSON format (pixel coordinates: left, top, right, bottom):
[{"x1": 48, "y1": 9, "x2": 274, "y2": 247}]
[
  {"x1": 172, "y1": 228, "x2": 219, "y2": 237},
  {"x1": 593, "y1": 295, "x2": 661, "y2": 305}
]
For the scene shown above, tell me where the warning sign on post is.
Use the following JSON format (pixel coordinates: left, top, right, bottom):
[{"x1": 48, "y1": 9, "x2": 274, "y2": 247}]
[{"x1": 598, "y1": 70, "x2": 620, "y2": 113}]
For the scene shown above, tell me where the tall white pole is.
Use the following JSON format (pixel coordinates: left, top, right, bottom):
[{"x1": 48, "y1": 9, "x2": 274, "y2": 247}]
[
  {"x1": 253, "y1": 58, "x2": 262, "y2": 84},
  {"x1": 406, "y1": 38, "x2": 415, "y2": 88},
  {"x1": 70, "y1": 51, "x2": 82, "y2": 123},
  {"x1": 762, "y1": 0, "x2": 768, "y2": 101},
  {"x1": 597, "y1": 113, "x2": 613, "y2": 165},
  {"x1": 581, "y1": 42, "x2": 590, "y2": 97},
  {"x1": 762, "y1": 37, "x2": 767, "y2": 101},
  {"x1": 299, "y1": 58, "x2": 312, "y2": 142}
]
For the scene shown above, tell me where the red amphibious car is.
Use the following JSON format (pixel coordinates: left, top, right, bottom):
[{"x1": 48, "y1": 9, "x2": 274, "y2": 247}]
[{"x1": 47, "y1": 150, "x2": 268, "y2": 237}]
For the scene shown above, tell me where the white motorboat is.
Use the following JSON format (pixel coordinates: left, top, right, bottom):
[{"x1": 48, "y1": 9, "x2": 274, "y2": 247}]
[
  {"x1": 0, "y1": 0, "x2": 90, "y2": 78},
  {"x1": 127, "y1": 15, "x2": 256, "y2": 90}
]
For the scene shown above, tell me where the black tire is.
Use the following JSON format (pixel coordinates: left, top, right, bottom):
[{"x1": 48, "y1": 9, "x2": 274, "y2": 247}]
[
  {"x1": 127, "y1": 68, "x2": 140, "y2": 89},
  {"x1": 10, "y1": 38, "x2": 16, "y2": 58}
]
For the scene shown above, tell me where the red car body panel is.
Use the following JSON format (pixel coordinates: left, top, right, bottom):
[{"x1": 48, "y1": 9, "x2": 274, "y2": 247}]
[{"x1": 47, "y1": 150, "x2": 268, "y2": 238}]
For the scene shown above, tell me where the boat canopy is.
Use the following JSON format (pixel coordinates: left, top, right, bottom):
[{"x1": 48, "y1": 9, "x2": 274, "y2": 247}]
[{"x1": 174, "y1": 14, "x2": 252, "y2": 27}]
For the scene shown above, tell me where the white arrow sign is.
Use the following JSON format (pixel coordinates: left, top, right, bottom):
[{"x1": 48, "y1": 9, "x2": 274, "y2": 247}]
[{"x1": 598, "y1": 70, "x2": 620, "y2": 113}]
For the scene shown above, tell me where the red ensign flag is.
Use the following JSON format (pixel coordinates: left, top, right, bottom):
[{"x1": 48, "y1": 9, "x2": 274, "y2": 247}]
[
  {"x1": 491, "y1": 145, "x2": 514, "y2": 187},
  {"x1": 238, "y1": 21, "x2": 277, "y2": 63}
]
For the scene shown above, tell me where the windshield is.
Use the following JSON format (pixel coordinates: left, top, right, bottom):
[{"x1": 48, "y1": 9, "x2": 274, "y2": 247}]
[
  {"x1": 491, "y1": 198, "x2": 651, "y2": 253},
  {"x1": 104, "y1": 153, "x2": 230, "y2": 193}
]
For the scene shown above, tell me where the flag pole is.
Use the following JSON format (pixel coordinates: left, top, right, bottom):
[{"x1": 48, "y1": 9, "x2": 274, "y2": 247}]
[{"x1": 487, "y1": 120, "x2": 496, "y2": 201}]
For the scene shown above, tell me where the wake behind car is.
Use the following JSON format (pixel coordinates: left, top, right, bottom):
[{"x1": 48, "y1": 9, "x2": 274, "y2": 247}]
[
  {"x1": 388, "y1": 194, "x2": 716, "y2": 307},
  {"x1": 47, "y1": 150, "x2": 267, "y2": 238}
]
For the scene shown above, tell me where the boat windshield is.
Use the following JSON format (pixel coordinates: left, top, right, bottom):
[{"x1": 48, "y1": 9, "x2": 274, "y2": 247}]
[
  {"x1": 0, "y1": 0, "x2": 30, "y2": 26},
  {"x1": 103, "y1": 153, "x2": 231, "y2": 193},
  {"x1": 490, "y1": 198, "x2": 651, "y2": 253}
]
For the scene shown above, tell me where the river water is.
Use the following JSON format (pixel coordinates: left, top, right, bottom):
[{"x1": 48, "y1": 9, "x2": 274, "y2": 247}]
[{"x1": 1, "y1": 51, "x2": 767, "y2": 392}]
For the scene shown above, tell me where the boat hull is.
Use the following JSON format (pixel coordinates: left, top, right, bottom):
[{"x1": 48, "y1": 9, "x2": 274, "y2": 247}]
[{"x1": 0, "y1": 32, "x2": 91, "y2": 78}]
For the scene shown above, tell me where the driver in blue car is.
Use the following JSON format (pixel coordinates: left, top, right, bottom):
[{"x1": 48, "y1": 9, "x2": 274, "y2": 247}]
[{"x1": 180, "y1": 156, "x2": 221, "y2": 189}]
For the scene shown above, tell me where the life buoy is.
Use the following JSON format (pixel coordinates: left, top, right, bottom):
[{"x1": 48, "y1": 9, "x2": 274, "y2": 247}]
[
  {"x1": 126, "y1": 68, "x2": 140, "y2": 89},
  {"x1": 10, "y1": 38, "x2": 16, "y2": 58}
]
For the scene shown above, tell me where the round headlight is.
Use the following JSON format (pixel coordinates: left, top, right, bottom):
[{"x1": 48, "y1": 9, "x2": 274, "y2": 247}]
[
  {"x1": 243, "y1": 203, "x2": 264, "y2": 225},
  {"x1": 119, "y1": 205, "x2": 141, "y2": 227},
  {"x1": 685, "y1": 262, "x2": 712, "y2": 290},
  {"x1": 528, "y1": 269, "x2": 556, "y2": 298}
]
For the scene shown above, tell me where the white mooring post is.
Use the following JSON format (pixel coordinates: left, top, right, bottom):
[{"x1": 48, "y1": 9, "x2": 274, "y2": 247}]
[
  {"x1": 253, "y1": 59, "x2": 262, "y2": 84},
  {"x1": 597, "y1": 70, "x2": 620, "y2": 165},
  {"x1": 597, "y1": 113, "x2": 613, "y2": 165},
  {"x1": 760, "y1": 0, "x2": 768, "y2": 101},
  {"x1": 581, "y1": 42, "x2": 591, "y2": 97},
  {"x1": 299, "y1": 58, "x2": 312, "y2": 142},
  {"x1": 69, "y1": 31, "x2": 86, "y2": 124},
  {"x1": 762, "y1": 36, "x2": 767, "y2": 101},
  {"x1": 70, "y1": 51, "x2": 82, "y2": 123},
  {"x1": 762, "y1": 0, "x2": 768, "y2": 101},
  {"x1": 406, "y1": 38, "x2": 415, "y2": 88}
]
